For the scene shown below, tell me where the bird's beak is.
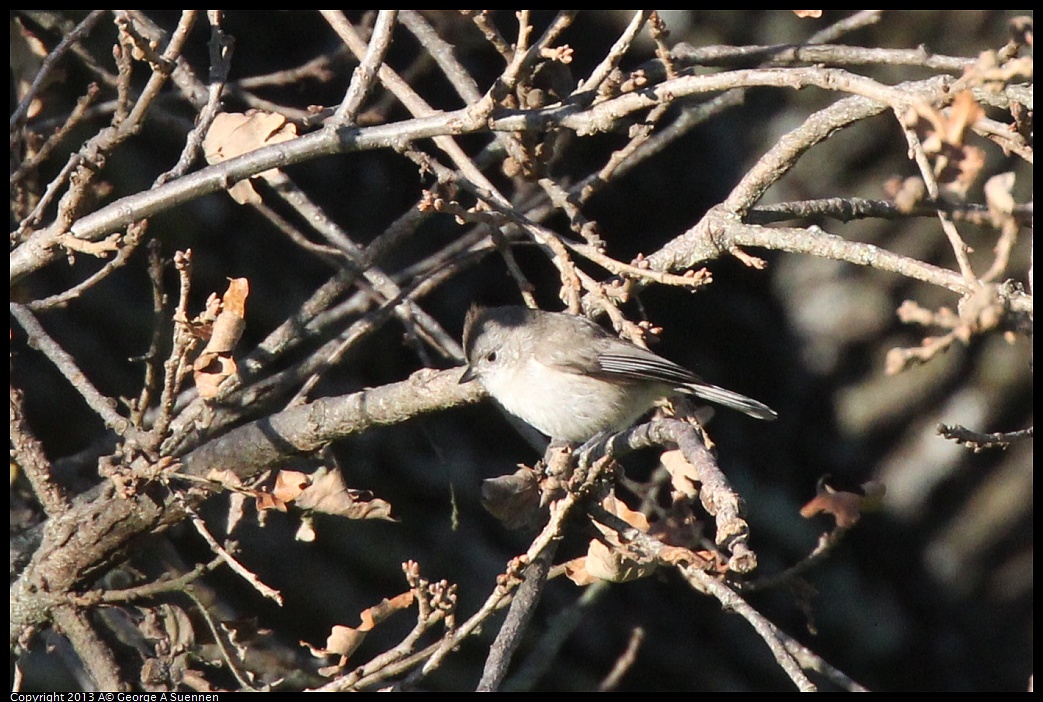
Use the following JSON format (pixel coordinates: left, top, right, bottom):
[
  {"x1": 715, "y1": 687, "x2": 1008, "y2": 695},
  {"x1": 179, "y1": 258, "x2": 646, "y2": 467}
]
[{"x1": 459, "y1": 365, "x2": 478, "y2": 384}]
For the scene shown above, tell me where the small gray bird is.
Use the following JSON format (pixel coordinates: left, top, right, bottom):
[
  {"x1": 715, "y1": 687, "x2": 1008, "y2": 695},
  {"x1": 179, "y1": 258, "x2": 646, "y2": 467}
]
[{"x1": 460, "y1": 306, "x2": 776, "y2": 442}]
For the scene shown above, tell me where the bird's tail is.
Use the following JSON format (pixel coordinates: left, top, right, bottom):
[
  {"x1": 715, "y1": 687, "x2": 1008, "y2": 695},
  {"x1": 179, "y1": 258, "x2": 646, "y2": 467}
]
[{"x1": 686, "y1": 382, "x2": 777, "y2": 421}]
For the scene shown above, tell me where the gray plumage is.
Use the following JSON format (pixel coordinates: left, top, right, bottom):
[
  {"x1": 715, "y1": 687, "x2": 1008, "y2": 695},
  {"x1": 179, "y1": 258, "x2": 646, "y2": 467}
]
[{"x1": 460, "y1": 306, "x2": 775, "y2": 442}]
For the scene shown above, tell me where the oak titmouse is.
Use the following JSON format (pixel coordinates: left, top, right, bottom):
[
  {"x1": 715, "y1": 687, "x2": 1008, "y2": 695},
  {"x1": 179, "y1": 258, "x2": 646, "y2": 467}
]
[{"x1": 460, "y1": 306, "x2": 776, "y2": 442}]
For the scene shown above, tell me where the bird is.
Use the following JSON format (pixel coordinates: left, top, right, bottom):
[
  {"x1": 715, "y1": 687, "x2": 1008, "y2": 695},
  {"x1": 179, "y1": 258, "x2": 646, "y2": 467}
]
[{"x1": 460, "y1": 305, "x2": 776, "y2": 443}]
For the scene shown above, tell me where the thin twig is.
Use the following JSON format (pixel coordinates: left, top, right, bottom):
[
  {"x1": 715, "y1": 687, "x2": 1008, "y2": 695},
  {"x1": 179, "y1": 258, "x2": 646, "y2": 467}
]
[
  {"x1": 598, "y1": 626, "x2": 645, "y2": 691},
  {"x1": 893, "y1": 108, "x2": 981, "y2": 285},
  {"x1": 476, "y1": 543, "x2": 558, "y2": 691},
  {"x1": 10, "y1": 10, "x2": 108, "y2": 129},
  {"x1": 11, "y1": 384, "x2": 71, "y2": 515},
  {"x1": 155, "y1": 10, "x2": 234, "y2": 185},
  {"x1": 330, "y1": 10, "x2": 399, "y2": 126},
  {"x1": 10, "y1": 303, "x2": 149, "y2": 447},
  {"x1": 677, "y1": 567, "x2": 816, "y2": 691},
  {"x1": 183, "y1": 502, "x2": 283, "y2": 605},
  {"x1": 578, "y1": 11, "x2": 651, "y2": 93},
  {"x1": 70, "y1": 556, "x2": 224, "y2": 606},
  {"x1": 938, "y1": 423, "x2": 1033, "y2": 451}
]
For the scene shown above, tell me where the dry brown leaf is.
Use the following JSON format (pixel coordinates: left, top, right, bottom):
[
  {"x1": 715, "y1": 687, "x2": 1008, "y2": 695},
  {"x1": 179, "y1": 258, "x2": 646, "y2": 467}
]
[
  {"x1": 192, "y1": 353, "x2": 237, "y2": 399},
  {"x1": 481, "y1": 467, "x2": 541, "y2": 529},
  {"x1": 562, "y1": 555, "x2": 600, "y2": 586},
  {"x1": 943, "y1": 91, "x2": 986, "y2": 147},
  {"x1": 661, "y1": 449, "x2": 699, "y2": 500},
  {"x1": 570, "y1": 492, "x2": 658, "y2": 584},
  {"x1": 272, "y1": 470, "x2": 310, "y2": 504},
  {"x1": 324, "y1": 624, "x2": 365, "y2": 661},
  {"x1": 203, "y1": 111, "x2": 298, "y2": 204},
  {"x1": 582, "y1": 538, "x2": 658, "y2": 583},
  {"x1": 193, "y1": 278, "x2": 249, "y2": 399},
  {"x1": 307, "y1": 592, "x2": 416, "y2": 671},
  {"x1": 911, "y1": 91, "x2": 984, "y2": 152},
  {"x1": 800, "y1": 479, "x2": 886, "y2": 528},
  {"x1": 903, "y1": 92, "x2": 987, "y2": 200},
  {"x1": 207, "y1": 278, "x2": 249, "y2": 355},
  {"x1": 358, "y1": 592, "x2": 415, "y2": 631},
  {"x1": 293, "y1": 467, "x2": 395, "y2": 521},
  {"x1": 800, "y1": 485, "x2": 861, "y2": 528},
  {"x1": 599, "y1": 492, "x2": 650, "y2": 532},
  {"x1": 203, "y1": 111, "x2": 298, "y2": 164},
  {"x1": 254, "y1": 491, "x2": 287, "y2": 513}
]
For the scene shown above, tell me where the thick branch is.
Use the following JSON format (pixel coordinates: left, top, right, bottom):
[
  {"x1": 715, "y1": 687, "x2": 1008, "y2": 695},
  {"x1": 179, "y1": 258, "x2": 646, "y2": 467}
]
[
  {"x1": 10, "y1": 368, "x2": 485, "y2": 646},
  {"x1": 181, "y1": 367, "x2": 482, "y2": 477}
]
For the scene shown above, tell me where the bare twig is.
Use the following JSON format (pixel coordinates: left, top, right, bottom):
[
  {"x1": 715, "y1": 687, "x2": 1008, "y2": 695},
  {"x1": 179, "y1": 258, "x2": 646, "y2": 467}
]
[
  {"x1": 10, "y1": 10, "x2": 108, "y2": 129},
  {"x1": 11, "y1": 384, "x2": 71, "y2": 515},
  {"x1": 678, "y1": 567, "x2": 817, "y2": 691},
  {"x1": 578, "y1": 11, "x2": 652, "y2": 93},
  {"x1": 10, "y1": 303, "x2": 149, "y2": 447},
  {"x1": 330, "y1": 10, "x2": 399, "y2": 126},
  {"x1": 476, "y1": 543, "x2": 558, "y2": 691},
  {"x1": 938, "y1": 423, "x2": 1033, "y2": 451},
  {"x1": 183, "y1": 503, "x2": 282, "y2": 604},
  {"x1": 155, "y1": 10, "x2": 234, "y2": 185},
  {"x1": 598, "y1": 626, "x2": 645, "y2": 691}
]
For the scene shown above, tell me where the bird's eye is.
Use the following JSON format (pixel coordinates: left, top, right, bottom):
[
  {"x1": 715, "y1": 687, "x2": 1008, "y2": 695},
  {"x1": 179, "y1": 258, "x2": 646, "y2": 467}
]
[{"x1": 485, "y1": 351, "x2": 497, "y2": 363}]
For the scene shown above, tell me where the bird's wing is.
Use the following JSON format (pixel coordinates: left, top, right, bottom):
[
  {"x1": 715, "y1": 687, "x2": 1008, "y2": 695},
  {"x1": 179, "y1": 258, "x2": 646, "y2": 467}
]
[{"x1": 595, "y1": 349, "x2": 699, "y2": 385}]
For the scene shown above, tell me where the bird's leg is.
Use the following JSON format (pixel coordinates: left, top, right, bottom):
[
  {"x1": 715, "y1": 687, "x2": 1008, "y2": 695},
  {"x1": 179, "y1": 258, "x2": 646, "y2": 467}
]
[{"x1": 575, "y1": 430, "x2": 614, "y2": 471}]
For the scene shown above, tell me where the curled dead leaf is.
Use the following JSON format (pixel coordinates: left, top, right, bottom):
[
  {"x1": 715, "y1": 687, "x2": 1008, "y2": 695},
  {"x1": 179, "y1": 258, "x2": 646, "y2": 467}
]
[
  {"x1": 599, "y1": 493, "x2": 650, "y2": 532},
  {"x1": 324, "y1": 624, "x2": 364, "y2": 659},
  {"x1": 661, "y1": 449, "x2": 699, "y2": 499},
  {"x1": 903, "y1": 92, "x2": 987, "y2": 200},
  {"x1": 192, "y1": 278, "x2": 249, "y2": 399},
  {"x1": 192, "y1": 352, "x2": 237, "y2": 399},
  {"x1": 909, "y1": 91, "x2": 984, "y2": 152},
  {"x1": 481, "y1": 467, "x2": 541, "y2": 529},
  {"x1": 358, "y1": 592, "x2": 415, "y2": 631},
  {"x1": 206, "y1": 278, "x2": 249, "y2": 355},
  {"x1": 562, "y1": 555, "x2": 599, "y2": 586},
  {"x1": 800, "y1": 478, "x2": 886, "y2": 529},
  {"x1": 306, "y1": 591, "x2": 416, "y2": 671},
  {"x1": 272, "y1": 470, "x2": 310, "y2": 504},
  {"x1": 254, "y1": 490, "x2": 288, "y2": 513},
  {"x1": 568, "y1": 493, "x2": 658, "y2": 584},
  {"x1": 292, "y1": 467, "x2": 395, "y2": 521},
  {"x1": 582, "y1": 538, "x2": 658, "y2": 583}
]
